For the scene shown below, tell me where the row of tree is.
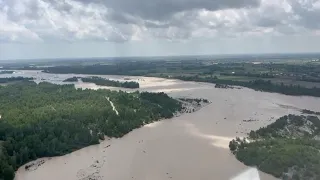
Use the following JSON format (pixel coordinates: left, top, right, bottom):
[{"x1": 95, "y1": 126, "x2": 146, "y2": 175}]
[{"x1": 0, "y1": 82, "x2": 181, "y2": 180}]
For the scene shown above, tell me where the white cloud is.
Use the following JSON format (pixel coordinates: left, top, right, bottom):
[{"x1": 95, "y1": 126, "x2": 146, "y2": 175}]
[
  {"x1": 0, "y1": 4, "x2": 42, "y2": 42},
  {"x1": 0, "y1": 0, "x2": 319, "y2": 43}
]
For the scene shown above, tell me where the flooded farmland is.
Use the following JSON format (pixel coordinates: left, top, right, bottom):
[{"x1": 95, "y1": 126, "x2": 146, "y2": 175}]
[{"x1": 4, "y1": 71, "x2": 320, "y2": 180}]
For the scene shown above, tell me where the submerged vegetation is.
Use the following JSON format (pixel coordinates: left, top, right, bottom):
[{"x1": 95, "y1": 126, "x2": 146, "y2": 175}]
[
  {"x1": 229, "y1": 115, "x2": 320, "y2": 180},
  {"x1": 0, "y1": 77, "x2": 33, "y2": 84},
  {"x1": 178, "y1": 98, "x2": 209, "y2": 104},
  {"x1": 214, "y1": 83, "x2": 235, "y2": 89},
  {"x1": 0, "y1": 71, "x2": 14, "y2": 74},
  {"x1": 174, "y1": 76, "x2": 320, "y2": 97},
  {"x1": 62, "y1": 76, "x2": 79, "y2": 82},
  {"x1": 81, "y1": 76, "x2": 139, "y2": 89},
  {"x1": 39, "y1": 59, "x2": 320, "y2": 97},
  {"x1": 0, "y1": 82, "x2": 181, "y2": 180},
  {"x1": 62, "y1": 76, "x2": 140, "y2": 89},
  {"x1": 1, "y1": 56, "x2": 319, "y2": 180},
  {"x1": 301, "y1": 109, "x2": 320, "y2": 116}
]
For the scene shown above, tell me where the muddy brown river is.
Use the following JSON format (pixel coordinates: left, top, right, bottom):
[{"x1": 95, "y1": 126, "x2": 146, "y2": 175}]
[{"x1": 3, "y1": 71, "x2": 319, "y2": 180}]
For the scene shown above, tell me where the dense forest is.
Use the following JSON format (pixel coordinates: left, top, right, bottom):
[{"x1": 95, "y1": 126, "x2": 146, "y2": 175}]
[
  {"x1": 81, "y1": 76, "x2": 139, "y2": 89},
  {"x1": 0, "y1": 77, "x2": 33, "y2": 83},
  {"x1": 229, "y1": 115, "x2": 320, "y2": 180},
  {"x1": 0, "y1": 82, "x2": 182, "y2": 180}
]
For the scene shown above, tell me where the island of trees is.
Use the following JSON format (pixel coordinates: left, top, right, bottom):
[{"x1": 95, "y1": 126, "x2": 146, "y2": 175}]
[
  {"x1": 81, "y1": 76, "x2": 140, "y2": 89},
  {"x1": 0, "y1": 82, "x2": 182, "y2": 180},
  {"x1": 229, "y1": 115, "x2": 320, "y2": 180}
]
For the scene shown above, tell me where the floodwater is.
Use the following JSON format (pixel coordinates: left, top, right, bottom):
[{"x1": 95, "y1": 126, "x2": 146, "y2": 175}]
[{"x1": 4, "y1": 71, "x2": 320, "y2": 180}]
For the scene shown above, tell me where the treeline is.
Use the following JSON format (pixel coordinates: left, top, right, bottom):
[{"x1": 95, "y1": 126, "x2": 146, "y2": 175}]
[
  {"x1": 82, "y1": 76, "x2": 139, "y2": 89},
  {"x1": 0, "y1": 77, "x2": 33, "y2": 83},
  {"x1": 0, "y1": 82, "x2": 181, "y2": 180},
  {"x1": 173, "y1": 76, "x2": 320, "y2": 97},
  {"x1": 229, "y1": 115, "x2": 320, "y2": 180}
]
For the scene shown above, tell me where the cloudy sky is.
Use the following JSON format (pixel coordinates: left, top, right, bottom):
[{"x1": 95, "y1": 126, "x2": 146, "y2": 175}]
[{"x1": 0, "y1": 0, "x2": 320, "y2": 60}]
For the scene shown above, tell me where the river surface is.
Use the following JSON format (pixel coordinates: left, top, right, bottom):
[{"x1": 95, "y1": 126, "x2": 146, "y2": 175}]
[{"x1": 3, "y1": 71, "x2": 320, "y2": 180}]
